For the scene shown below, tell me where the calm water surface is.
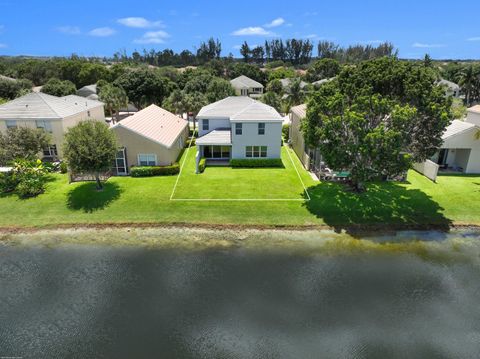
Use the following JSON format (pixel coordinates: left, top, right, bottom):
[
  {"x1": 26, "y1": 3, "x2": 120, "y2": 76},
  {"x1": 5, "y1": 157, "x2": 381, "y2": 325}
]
[{"x1": 1, "y1": 232, "x2": 480, "y2": 358}]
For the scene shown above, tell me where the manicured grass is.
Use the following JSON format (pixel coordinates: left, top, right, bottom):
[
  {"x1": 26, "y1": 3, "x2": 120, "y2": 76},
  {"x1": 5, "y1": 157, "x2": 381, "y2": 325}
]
[
  {"x1": 172, "y1": 146, "x2": 307, "y2": 200},
  {"x1": 0, "y1": 146, "x2": 479, "y2": 230}
]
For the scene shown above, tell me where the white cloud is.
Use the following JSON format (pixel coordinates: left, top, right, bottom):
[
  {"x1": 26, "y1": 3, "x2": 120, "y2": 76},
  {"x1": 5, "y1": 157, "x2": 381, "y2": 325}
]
[
  {"x1": 0, "y1": 43, "x2": 7, "y2": 48},
  {"x1": 264, "y1": 17, "x2": 285, "y2": 28},
  {"x1": 134, "y1": 30, "x2": 170, "y2": 44},
  {"x1": 467, "y1": 37, "x2": 480, "y2": 41},
  {"x1": 117, "y1": 17, "x2": 164, "y2": 28},
  {"x1": 88, "y1": 27, "x2": 116, "y2": 37},
  {"x1": 56, "y1": 26, "x2": 81, "y2": 35},
  {"x1": 232, "y1": 27, "x2": 274, "y2": 36},
  {"x1": 412, "y1": 42, "x2": 446, "y2": 48}
]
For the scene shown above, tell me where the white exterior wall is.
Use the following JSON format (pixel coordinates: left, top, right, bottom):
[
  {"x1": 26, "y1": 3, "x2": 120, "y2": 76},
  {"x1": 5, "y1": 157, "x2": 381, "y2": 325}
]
[
  {"x1": 466, "y1": 111, "x2": 480, "y2": 126},
  {"x1": 231, "y1": 121, "x2": 282, "y2": 159},
  {"x1": 442, "y1": 128, "x2": 480, "y2": 173},
  {"x1": 197, "y1": 117, "x2": 230, "y2": 136},
  {"x1": 413, "y1": 160, "x2": 439, "y2": 182}
]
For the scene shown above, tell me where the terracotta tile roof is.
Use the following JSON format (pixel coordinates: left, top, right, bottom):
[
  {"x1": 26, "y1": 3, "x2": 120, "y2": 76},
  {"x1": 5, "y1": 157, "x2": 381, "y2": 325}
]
[{"x1": 113, "y1": 104, "x2": 188, "y2": 148}]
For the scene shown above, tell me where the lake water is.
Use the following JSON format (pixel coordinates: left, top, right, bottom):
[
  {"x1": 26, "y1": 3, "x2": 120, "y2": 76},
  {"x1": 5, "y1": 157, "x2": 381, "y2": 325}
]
[{"x1": 1, "y1": 229, "x2": 480, "y2": 358}]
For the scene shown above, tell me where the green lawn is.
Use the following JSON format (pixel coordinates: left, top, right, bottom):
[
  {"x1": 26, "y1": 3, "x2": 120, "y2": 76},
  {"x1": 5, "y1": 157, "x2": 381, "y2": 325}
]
[
  {"x1": 0, "y1": 145, "x2": 479, "y2": 230},
  {"x1": 172, "y1": 146, "x2": 307, "y2": 200}
]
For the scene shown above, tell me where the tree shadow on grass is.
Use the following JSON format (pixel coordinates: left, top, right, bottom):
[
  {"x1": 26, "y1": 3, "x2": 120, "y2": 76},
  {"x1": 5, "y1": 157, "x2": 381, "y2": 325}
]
[
  {"x1": 67, "y1": 182, "x2": 122, "y2": 213},
  {"x1": 304, "y1": 181, "x2": 452, "y2": 237}
]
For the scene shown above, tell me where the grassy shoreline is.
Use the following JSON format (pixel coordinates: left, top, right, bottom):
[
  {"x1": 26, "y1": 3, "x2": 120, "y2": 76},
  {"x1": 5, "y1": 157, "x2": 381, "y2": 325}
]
[{"x1": 0, "y1": 147, "x2": 479, "y2": 230}]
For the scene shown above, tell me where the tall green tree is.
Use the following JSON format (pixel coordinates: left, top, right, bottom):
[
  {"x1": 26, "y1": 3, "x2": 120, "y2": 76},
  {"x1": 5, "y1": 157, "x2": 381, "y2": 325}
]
[
  {"x1": 0, "y1": 127, "x2": 51, "y2": 165},
  {"x1": 306, "y1": 58, "x2": 341, "y2": 82},
  {"x1": 98, "y1": 83, "x2": 128, "y2": 123},
  {"x1": 240, "y1": 41, "x2": 251, "y2": 63},
  {"x1": 63, "y1": 121, "x2": 117, "y2": 190},
  {"x1": 41, "y1": 78, "x2": 77, "y2": 97},
  {"x1": 205, "y1": 78, "x2": 235, "y2": 102},
  {"x1": 304, "y1": 57, "x2": 452, "y2": 191}
]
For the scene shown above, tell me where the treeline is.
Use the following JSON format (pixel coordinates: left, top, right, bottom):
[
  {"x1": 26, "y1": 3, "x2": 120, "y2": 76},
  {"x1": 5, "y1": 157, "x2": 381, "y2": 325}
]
[{"x1": 241, "y1": 39, "x2": 314, "y2": 65}]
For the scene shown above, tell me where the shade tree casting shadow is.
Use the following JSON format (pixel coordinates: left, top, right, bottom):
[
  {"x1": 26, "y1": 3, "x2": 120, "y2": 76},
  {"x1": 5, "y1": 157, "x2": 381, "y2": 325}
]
[
  {"x1": 67, "y1": 182, "x2": 122, "y2": 213},
  {"x1": 303, "y1": 181, "x2": 452, "y2": 236}
]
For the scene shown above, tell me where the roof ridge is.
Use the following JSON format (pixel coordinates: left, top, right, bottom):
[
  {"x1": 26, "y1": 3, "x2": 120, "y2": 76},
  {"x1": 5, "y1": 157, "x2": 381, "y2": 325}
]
[
  {"x1": 36, "y1": 92, "x2": 63, "y2": 117},
  {"x1": 230, "y1": 98, "x2": 258, "y2": 118}
]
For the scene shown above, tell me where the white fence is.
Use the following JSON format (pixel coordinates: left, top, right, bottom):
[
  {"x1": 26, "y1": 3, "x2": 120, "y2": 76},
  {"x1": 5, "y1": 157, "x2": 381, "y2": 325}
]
[{"x1": 413, "y1": 160, "x2": 439, "y2": 182}]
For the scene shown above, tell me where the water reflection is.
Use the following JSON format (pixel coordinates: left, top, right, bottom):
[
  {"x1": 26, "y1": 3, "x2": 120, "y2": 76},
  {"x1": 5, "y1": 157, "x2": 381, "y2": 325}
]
[{"x1": 1, "y1": 232, "x2": 480, "y2": 358}]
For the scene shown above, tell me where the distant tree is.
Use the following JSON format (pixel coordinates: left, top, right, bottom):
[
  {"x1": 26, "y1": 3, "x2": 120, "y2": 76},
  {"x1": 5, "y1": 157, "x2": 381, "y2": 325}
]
[
  {"x1": 63, "y1": 121, "x2": 117, "y2": 190},
  {"x1": 98, "y1": 83, "x2": 128, "y2": 123},
  {"x1": 205, "y1": 78, "x2": 235, "y2": 102},
  {"x1": 317, "y1": 41, "x2": 339, "y2": 59},
  {"x1": 41, "y1": 78, "x2": 76, "y2": 97},
  {"x1": 196, "y1": 38, "x2": 222, "y2": 63},
  {"x1": 266, "y1": 67, "x2": 296, "y2": 82},
  {"x1": 77, "y1": 63, "x2": 110, "y2": 88},
  {"x1": 163, "y1": 89, "x2": 185, "y2": 115},
  {"x1": 181, "y1": 92, "x2": 208, "y2": 132},
  {"x1": 260, "y1": 92, "x2": 282, "y2": 112},
  {"x1": 457, "y1": 65, "x2": 478, "y2": 106},
  {"x1": 285, "y1": 78, "x2": 305, "y2": 107},
  {"x1": 266, "y1": 79, "x2": 283, "y2": 95},
  {"x1": 0, "y1": 127, "x2": 51, "y2": 165},
  {"x1": 240, "y1": 41, "x2": 251, "y2": 62},
  {"x1": 0, "y1": 78, "x2": 33, "y2": 100},
  {"x1": 114, "y1": 69, "x2": 176, "y2": 109},
  {"x1": 423, "y1": 54, "x2": 433, "y2": 67},
  {"x1": 202, "y1": 59, "x2": 226, "y2": 77},
  {"x1": 251, "y1": 46, "x2": 265, "y2": 64},
  {"x1": 306, "y1": 58, "x2": 341, "y2": 82}
]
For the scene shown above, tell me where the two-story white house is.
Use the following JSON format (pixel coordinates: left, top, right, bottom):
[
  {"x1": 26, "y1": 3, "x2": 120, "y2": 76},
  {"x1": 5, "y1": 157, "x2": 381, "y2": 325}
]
[{"x1": 195, "y1": 97, "x2": 284, "y2": 173}]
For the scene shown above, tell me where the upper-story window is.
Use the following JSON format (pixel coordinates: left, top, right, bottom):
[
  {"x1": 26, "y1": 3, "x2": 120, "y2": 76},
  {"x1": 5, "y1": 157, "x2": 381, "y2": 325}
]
[
  {"x1": 235, "y1": 123, "x2": 243, "y2": 135},
  {"x1": 202, "y1": 119, "x2": 209, "y2": 131},
  {"x1": 6, "y1": 120, "x2": 17, "y2": 129},
  {"x1": 258, "y1": 123, "x2": 265, "y2": 135},
  {"x1": 36, "y1": 120, "x2": 53, "y2": 133}
]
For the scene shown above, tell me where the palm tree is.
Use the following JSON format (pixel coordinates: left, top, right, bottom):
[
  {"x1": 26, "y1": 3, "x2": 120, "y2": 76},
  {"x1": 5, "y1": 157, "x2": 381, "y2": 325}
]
[
  {"x1": 99, "y1": 84, "x2": 128, "y2": 124},
  {"x1": 457, "y1": 66, "x2": 477, "y2": 106},
  {"x1": 286, "y1": 78, "x2": 305, "y2": 107}
]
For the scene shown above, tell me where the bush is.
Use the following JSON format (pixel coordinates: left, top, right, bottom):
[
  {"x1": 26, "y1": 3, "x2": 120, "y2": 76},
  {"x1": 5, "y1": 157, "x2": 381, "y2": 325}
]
[
  {"x1": 59, "y1": 161, "x2": 68, "y2": 174},
  {"x1": 11, "y1": 159, "x2": 48, "y2": 198},
  {"x1": 0, "y1": 172, "x2": 18, "y2": 193},
  {"x1": 282, "y1": 124, "x2": 290, "y2": 141},
  {"x1": 230, "y1": 158, "x2": 284, "y2": 168},
  {"x1": 15, "y1": 176, "x2": 46, "y2": 198},
  {"x1": 198, "y1": 158, "x2": 206, "y2": 173},
  {"x1": 131, "y1": 163, "x2": 180, "y2": 177}
]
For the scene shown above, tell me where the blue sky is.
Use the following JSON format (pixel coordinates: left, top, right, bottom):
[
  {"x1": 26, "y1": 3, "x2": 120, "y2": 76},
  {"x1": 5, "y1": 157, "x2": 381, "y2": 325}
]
[{"x1": 0, "y1": 0, "x2": 479, "y2": 59}]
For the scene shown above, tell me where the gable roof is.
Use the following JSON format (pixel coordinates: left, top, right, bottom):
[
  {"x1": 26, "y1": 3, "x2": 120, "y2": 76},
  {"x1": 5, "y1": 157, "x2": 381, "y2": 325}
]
[
  {"x1": 77, "y1": 84, "x2": 97, "y2": 98},
  {"x1": 197, "y1": 96, "x2": 282, "y2": 121},
  {"x1": 442, "y1": 119, "x2": 478, "y2": 140},
  {"x1": 230, "y1": 75, "x2": 264, "y2": 89},
  {"x1": 112, "y1": 104, "x2": 188, "y2": 148},
  {"x1": 290, "y1": 104, "x2": 307, "y2": 119},
  {"x1": 0, "y1": 92, "x2": 104, "y2": 120},
  {"x1": 280, "y1": 78, "x2": 308, "y2": 89}
]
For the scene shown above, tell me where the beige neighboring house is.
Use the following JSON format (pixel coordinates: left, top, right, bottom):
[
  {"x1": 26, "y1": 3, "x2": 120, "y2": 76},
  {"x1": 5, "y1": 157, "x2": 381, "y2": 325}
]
[
  {"x1": 0, "y1": 92, "x2": 105, "y2": 160},
  {"x1": 230, "y1": 75, "x2": 264, "y2": 98},
  {"x1": 289, "y1": 104, "x2": 322, "y2": 172},
  {"x1": 111, "y1": 104, "x2": 188, "y2": 175},
  {"x1": 431, "y1": 105, "x2": 480, "y2": 173}
]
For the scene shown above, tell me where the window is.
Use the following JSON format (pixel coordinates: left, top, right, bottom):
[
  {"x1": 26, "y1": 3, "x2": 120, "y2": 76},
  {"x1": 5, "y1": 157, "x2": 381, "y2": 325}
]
[
  {"x1": 258, "y1": 123, "x2": 265, "y2": 135},
  {"x1": 245, "y1": 146, "x2": 267, "y2": 158},
  {"x1": 87, "y1": 111, "x2": 91, "y2": 117},
  {"x1": 202, "y1": 119, "x2": 209, "y2": 131},
  {"x1": 6, "y1": 120, "x2": 17, "y2": 129},
  {"x1": 235, "y1": 123, "x2": 243, "y2": 135},
  {"x1": 138, "y1": 154, "x2": 156, "y2": 166},
  {"x1": 43, "y1": 145, "x2": 58, "y2": 157},
  {"x1": 36, "y1": 120, "x2": 53, "y2": 133}
]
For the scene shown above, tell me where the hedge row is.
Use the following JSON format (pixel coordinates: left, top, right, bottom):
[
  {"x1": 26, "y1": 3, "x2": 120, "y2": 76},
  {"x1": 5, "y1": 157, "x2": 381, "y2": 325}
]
[
  {"x1": 198, "y1": 158, "x2": 206, "y2": 173},
  {"x1": 131, "y1": 163, "x2": 180, "y2": 177},
  {"x1": 230, "y1": 158, "x2": 284, "y2": 168}
]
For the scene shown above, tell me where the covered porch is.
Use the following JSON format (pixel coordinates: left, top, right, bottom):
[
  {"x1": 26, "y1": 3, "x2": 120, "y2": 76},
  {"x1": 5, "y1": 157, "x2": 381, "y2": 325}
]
[
  {"x1": 432, "y1": 148, "x2": 471, "y2": 173},
  {"x1": 195, "y1": 129, "x2": 232, "y2": 173}
]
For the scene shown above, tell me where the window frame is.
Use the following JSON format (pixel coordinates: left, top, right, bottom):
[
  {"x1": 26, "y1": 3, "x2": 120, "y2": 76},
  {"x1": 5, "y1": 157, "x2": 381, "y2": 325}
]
[
  {"x1": 258, "y1": 122, "x2": 265, "y2": 135},
  {"x1": 138, "y1": 153, "x2": 157, "y2": 166},
  {"x1": 235, "y1": 123, "x2": 243, "y2": 135},
  {"x1": 5, "y1": 120, "x2": 17, "y2": 129},
  {"x1": 202, "y1": 119, "x2": 209, "y2": 131},
  {"x1": 245, "y1": 146, "x2": 268, "y2": 158},
  {"x1": 36, "y1": 120, "x2": 53, "y2": 133}
]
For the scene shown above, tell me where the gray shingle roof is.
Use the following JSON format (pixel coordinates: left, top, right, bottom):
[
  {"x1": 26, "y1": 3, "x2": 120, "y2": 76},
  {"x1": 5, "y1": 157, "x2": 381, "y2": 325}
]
[
  {"x1": 0, "y1": 92, "x2": 104, "y2": 120},
  {"x1": 197, "y1": 96, "x2": 282, "y2": 121},
  {"x1": 77, "y1": 84, "x2": 97, "y2": 98},
  {"x1": 230, "y1": 75, "x2": 263, "y2": 89}
]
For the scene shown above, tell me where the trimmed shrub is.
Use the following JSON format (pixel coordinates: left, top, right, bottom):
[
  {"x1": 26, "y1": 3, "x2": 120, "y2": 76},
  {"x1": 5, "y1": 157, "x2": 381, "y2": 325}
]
[
  {"x1": 59, "y1": 161, "x2": 68, "y2": 174},
  {"x1": 282, "y1": 124, "x2": 290, "y2": 141},
  {"x1": 198, "y1": 158, "x2": 206, "y2": 173},
  {"x1": 0, "y1": 172, "x2": 18, "y2": 193},
  {"x1": 230, "y1": 158, "x2": 284, "y2": 168},
  {"x1": 131, "y1": 163, "x2": 180, "y2": 177}
]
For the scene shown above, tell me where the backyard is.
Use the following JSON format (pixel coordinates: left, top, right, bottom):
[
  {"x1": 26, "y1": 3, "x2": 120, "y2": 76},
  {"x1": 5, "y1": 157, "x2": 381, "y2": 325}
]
[{"x1": 0, "y1": 146, "x2": 479, "y2": 230}]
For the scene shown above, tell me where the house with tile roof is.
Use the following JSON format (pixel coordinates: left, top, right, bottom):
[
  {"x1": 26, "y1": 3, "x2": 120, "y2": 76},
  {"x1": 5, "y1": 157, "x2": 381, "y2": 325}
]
[
  {"x1": 110, "y1": 104, "x2": 188, "y2": 175},
  {"x1": 0, "y1": 92, "x2": 105, "y2": 160},
  {"x1": 430, "y1": 105, "x2": 480, "y2": 173},
  {"x1": 230, "y1": 75, "x2": 264, "y2": 98},
  {"x1": 195, "y1": 96, "x2": 284, "y2": 173}
]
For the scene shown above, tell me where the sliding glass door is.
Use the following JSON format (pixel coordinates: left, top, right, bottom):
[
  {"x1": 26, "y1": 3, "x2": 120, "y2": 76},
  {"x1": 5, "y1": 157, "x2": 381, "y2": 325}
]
[{"x1": 203, "y1": 145, "x2": 231, "y2": 159}]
